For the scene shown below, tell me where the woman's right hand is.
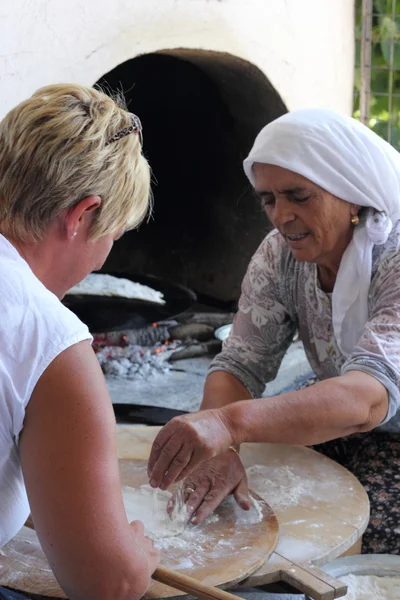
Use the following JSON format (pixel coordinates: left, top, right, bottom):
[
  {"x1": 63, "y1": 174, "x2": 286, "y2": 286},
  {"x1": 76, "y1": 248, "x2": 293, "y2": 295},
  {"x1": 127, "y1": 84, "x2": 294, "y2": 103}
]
[
  {"x1": 129, "y1": 520, "x2": 160, "y2": 574},
  {"x1": 168, "y1": 450, "x2": 251, "y2": 525},
  {"x1": 148, "y1": 409, "x2": 235, "y2": 489}
]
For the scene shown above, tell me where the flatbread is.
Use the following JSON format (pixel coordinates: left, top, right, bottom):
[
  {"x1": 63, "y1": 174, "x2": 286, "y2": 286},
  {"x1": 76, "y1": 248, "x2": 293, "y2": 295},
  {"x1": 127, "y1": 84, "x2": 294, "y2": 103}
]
[
  {"x1": 68, "y1": 273, "x2": 165, "y2": 304},
  {"x1": 122, "y1": 485, "x2": 188, "y2": 540}
]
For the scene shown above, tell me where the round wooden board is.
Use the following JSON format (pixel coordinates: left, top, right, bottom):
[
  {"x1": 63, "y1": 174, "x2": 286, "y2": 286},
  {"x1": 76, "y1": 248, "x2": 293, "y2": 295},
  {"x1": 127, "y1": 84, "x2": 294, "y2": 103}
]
[
  {"x1": 116, "y1": 426, "x2": 369, "y2": 587},
  {"x1": 122, "y1": 459, "x2": 279, "y2": 599},
  {"x1": 0, "y1": 460, "x2": 279, "y2": 599}
]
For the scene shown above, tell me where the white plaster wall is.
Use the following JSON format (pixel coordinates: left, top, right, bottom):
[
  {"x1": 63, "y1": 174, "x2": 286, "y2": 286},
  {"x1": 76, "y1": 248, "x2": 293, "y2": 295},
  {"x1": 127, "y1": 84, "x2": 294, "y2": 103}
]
[{"x1": 0, "y1": 0, "x2": 354, "y2": 119}]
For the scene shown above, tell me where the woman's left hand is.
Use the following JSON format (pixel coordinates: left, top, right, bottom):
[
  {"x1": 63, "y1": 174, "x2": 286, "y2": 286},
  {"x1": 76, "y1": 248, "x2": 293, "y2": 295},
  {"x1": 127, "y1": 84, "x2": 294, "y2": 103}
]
[{"x1": 147, "y1": 409, "x2": 235, "y2": 489}]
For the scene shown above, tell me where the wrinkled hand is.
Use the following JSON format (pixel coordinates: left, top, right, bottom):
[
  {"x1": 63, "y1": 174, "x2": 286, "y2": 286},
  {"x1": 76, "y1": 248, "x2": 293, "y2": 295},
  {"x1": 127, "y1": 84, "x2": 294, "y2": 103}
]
[
  {"x1": 129, "y1": 520, "x2": 160, "y2": 574},
  {"x1": 168, "y1": 451, "x2": 251, "y2": 525},
  {"x1": 147, "y1": 409, "x2": 234, "y2": 489}
]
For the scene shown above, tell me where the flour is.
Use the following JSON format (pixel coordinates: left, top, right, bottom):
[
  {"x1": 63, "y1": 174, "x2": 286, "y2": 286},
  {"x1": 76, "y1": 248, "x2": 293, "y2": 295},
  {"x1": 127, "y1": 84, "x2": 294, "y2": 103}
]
[
  {"x1": 154, "y1": 494, "x2": 264, "y2": 553},
  {"x1": 122, "y1": 484, "x2": 188, "y2": 539},
  {"x1": 68, "y1": 273, "x2": 165, "y2": 304},
  {"x1": 0, "y1": 487, "x2": 270, "y2": 588},
  {"x1": 245, "y1": 462, "x2": 353, "y2": 512},
  {"x1": 246, "y1": 464, "x2": 309, "y2": 507},
  {"x1": 340, "y1": 574, "x2": 400, "y2": 599},
  {"x1": 121, "y1": 481, "x2": 267, "y2": 572}
]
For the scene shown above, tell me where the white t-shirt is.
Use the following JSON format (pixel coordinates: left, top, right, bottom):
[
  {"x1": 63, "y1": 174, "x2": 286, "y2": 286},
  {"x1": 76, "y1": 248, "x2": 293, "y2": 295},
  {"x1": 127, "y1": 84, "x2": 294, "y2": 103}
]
[{"x1": 0, "y1": 234, "x2": 92, "y2": 547}]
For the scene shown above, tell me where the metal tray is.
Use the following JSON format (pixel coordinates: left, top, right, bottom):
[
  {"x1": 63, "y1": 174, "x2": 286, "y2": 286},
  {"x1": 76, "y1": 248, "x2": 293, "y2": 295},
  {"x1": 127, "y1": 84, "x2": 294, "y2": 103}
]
[{"x1": 322, "y1": 553, "x2": 400, "y2": 579}]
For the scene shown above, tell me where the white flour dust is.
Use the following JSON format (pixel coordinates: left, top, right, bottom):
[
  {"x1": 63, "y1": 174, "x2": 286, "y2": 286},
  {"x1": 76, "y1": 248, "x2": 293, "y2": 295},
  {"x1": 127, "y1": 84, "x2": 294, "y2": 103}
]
[
  {"x1": 246, "y1": 464, "x2": 310, "y2": 507},
  {"x1": 121, "y1": 479, "x2": 267, "y2": 571},
  {"x1": 122, "y1": 483, "x2": 265, "y2": 571},
  {"x1": 340, "y1": 574, "x2": 400, "y2": 599},
  {"x1": 154, "y1": 494, "x2": 264, "y2": 552}
]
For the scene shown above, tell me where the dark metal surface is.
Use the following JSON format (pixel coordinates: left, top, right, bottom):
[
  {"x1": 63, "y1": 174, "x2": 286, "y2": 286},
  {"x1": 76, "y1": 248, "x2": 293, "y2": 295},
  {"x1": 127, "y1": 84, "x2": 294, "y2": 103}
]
[
  {"x1": 63, "y1": 273, "x2": 196, "y2": 332},
  {"x1": 113, "y1": 403, "x2": 188, "y2": 426}
]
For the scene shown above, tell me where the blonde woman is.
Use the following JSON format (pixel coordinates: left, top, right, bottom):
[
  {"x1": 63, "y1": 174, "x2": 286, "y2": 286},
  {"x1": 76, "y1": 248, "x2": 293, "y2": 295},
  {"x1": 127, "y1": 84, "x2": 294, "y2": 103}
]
[{"x1": 0, "y1": 84, "x2": 159, "y2": 600}]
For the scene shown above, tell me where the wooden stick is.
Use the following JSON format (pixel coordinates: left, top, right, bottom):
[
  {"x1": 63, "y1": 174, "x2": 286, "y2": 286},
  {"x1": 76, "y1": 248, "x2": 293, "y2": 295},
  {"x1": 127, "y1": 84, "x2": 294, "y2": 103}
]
[{"x1": 153, "y1": 566, "x2": 243, "y2": 600}]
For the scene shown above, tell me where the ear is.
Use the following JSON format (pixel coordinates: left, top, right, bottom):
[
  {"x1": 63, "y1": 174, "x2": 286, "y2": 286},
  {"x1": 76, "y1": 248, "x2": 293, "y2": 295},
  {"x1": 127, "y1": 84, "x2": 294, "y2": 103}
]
[
  {"x1": 65, "y1": 196, "x2": 102, "y2": 240},
  {"x1": 350, "y1": 204, "x2": 360, "y2": 217}
]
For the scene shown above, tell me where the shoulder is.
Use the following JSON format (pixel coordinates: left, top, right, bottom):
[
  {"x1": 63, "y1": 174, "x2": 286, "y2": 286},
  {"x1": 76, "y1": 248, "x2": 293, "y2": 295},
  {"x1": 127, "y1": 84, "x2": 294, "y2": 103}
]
[
  {"x1": 372, "y1": 220, "x2": 400, "y2": 284},
  {"x1": 0, "y1": 246, "x2": 91, "y2": 413},
  {"x1": 249, "y1": 229, "x2": 294, "y2": 277},
  {"x1": 0, "y1": 259, "x2": 88, "y2": 345},
  {"x1": 242, "y1": 229, "x2": 297, "y2": 307}
]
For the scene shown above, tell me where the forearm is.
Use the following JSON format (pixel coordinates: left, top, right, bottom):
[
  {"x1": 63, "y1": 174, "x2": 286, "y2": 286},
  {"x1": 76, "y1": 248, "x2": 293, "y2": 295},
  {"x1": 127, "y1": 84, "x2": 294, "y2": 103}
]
[
  {"x1": 222, "y1": 371, "x2": 389, "y2": 446},
  {"x1": 201, "y1": 371, "x2": 252, "y2": 410}
]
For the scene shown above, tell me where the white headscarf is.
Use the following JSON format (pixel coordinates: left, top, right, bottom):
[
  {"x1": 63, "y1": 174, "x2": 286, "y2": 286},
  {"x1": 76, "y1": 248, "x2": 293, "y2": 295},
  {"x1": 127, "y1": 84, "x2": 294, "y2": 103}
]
[{"x1": 243, "y1": 108, "x2": 400, "y2": 357}]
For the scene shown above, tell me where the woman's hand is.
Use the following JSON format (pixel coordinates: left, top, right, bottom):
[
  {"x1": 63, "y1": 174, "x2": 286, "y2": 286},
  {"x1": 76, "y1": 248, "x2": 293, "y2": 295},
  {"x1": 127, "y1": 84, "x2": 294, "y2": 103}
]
[
  {"x1": 147, "y1": 409, "x2": 235, "y2": 489},
  {"x1": 168, "y1": 451, "x2": 251, "y2": 525},
  {"x1": 129, "y1": 520, "x2": 160, "y2": 574}
]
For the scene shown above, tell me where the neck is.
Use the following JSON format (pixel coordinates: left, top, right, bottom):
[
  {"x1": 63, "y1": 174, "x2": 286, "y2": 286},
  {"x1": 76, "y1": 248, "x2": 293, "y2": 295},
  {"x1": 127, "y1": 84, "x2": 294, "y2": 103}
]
[
  {"x1": 316, "y1": 230, "x2": 354, "y2": 293},
  {"x1": 317, "y1": 264, "x2": 338, "y2": 293},
  {"x1": 8, "y1": 233, "x2": 76, "y2": 299}
]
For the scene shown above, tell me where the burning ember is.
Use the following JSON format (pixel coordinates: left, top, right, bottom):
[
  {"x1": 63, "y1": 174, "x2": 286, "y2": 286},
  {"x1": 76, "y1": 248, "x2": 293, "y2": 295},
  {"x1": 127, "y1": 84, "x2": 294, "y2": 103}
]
[
  {"x1": 93, "y1": 322, "x2": 180, "y2": 380},
  {"x1": 92, "y1": 318, "x2": 224, "y2": 381},
  {"x1": 96, "y1": 344, "x2": 177, "y2": 379}
]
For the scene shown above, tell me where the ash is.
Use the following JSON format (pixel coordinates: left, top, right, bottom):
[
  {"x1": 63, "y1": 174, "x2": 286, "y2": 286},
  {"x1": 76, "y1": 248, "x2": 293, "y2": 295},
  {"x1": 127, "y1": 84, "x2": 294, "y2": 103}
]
[{"x1": 96, "y1": 344, "x2": 177, "y2": 380}]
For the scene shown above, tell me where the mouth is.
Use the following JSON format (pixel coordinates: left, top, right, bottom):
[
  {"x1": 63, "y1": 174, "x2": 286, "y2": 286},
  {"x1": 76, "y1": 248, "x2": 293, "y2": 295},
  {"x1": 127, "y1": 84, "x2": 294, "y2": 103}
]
[{"x1": 285, "y1": 232, "x2": 310, "y2": 242}]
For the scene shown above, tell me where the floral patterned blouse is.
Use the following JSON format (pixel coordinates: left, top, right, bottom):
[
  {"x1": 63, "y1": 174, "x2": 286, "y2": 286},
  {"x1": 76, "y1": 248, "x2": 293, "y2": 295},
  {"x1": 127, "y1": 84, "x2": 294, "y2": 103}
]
[{"x1": 209, "y1": 223, "x2": 400, "y2": 432}]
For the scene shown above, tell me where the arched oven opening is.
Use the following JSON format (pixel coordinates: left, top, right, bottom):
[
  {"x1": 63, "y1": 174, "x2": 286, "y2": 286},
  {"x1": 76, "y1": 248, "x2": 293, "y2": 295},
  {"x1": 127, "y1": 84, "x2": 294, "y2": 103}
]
[{"x1": 96, "y1": 49, "x2": 287, "y2": 307}]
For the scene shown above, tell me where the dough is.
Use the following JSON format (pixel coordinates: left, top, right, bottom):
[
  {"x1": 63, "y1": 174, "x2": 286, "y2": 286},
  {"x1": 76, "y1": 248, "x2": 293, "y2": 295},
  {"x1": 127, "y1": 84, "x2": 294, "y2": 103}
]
[
  {"x1": 68, "y1": 273, "x2": 165, "y2": 304},
  {"x1": 122, "y1": 485, "x2": 188, "y2": 540},
  {"x1": 340, "y1": 574, "x2": 400, "y2": 599}
]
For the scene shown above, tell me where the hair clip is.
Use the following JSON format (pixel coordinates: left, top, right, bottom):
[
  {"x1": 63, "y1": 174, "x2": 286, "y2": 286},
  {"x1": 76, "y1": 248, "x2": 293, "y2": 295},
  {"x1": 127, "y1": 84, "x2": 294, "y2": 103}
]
[{"x1": 105, "y1": 113, "x2": 143, "y2": 147}]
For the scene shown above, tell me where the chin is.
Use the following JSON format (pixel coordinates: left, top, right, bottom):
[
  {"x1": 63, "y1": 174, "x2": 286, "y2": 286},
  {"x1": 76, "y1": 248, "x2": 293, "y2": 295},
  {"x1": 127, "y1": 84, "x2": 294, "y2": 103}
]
[
  {"x1": 92, "y1": 259, "x2": 106, "y2": 272},
  {"x1": 290, "y1": 249, "x2": 316, "y2": 263}
]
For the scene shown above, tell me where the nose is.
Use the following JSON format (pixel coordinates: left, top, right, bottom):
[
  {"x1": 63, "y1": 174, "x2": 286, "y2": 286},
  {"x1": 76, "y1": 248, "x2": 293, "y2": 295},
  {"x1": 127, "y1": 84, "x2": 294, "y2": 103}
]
[{"x1": 270, "y1": 198, "x2": 296, "y2": 228}]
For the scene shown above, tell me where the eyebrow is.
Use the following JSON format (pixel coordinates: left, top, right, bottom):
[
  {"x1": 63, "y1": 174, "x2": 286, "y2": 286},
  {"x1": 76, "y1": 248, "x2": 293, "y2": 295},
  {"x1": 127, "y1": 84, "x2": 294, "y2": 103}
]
[
  {"x1": 254, "y1": 187, "x2": 310, "y2": 198},
  {"x1": 255, "y1": 187, "x2": 310, "y2": 196}
]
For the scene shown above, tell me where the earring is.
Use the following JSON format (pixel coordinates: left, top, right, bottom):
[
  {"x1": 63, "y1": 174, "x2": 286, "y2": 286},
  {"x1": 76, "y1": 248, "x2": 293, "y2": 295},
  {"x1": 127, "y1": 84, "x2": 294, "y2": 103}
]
[{"x1": 351, "y1": 215, "x2": 359, "y2": 226}]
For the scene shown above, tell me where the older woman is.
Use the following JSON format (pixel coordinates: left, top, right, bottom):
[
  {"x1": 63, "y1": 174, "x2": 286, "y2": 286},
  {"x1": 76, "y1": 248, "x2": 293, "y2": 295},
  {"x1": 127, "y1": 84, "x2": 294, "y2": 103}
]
[
  {"x1": 0, "y1": 84, "x2": 159, "y2": 600},
  {"x1": 148, "y1": 109, "x2": 400, "y2": 554}
]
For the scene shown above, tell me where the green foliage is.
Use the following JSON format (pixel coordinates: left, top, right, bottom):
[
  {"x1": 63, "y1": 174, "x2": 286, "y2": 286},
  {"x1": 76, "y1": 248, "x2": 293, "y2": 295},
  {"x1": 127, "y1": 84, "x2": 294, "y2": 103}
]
[{"x1": 354, "y1": 0, "x2": 400, "y2": 148}]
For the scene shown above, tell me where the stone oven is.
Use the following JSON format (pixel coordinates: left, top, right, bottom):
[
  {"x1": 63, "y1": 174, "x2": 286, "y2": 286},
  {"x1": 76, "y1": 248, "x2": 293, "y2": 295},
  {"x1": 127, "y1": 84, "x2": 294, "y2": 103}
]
[
  {"x1": 97, "y1": 49, "x2": 287, "y2": 304},
  {"x1": 1, "y1": 0, "x2": 355, "y2": 305}
]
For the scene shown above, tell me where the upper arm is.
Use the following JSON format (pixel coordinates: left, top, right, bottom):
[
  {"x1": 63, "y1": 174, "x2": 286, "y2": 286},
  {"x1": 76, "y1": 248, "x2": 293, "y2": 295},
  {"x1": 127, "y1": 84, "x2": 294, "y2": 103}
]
[
  {"x1": 209, "y1": 234, "x2": 296, "y2": 396},
  {"x1": 19, "y1": 340, "x2": 150, "y2": 600},
  {"x1": 342, "y1": 250, "x2": 400, "y2": 427}
]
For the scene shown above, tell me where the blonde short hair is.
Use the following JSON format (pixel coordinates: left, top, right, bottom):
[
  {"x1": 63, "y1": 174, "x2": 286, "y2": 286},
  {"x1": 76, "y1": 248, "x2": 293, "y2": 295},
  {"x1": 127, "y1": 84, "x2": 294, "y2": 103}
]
[{"x1": 0, "y1": 83, "x2": 151, "y2": 243}]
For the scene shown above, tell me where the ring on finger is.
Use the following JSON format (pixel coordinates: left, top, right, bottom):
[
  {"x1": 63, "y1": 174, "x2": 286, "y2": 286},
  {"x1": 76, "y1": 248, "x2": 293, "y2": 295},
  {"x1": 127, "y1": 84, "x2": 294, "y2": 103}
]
[{"x1": 185, "y1": 486, "x2": 196, "y2": 494}]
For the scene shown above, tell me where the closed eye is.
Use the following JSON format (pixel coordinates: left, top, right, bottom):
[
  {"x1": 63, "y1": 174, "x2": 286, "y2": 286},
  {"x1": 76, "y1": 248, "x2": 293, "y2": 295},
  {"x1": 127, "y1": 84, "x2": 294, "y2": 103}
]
[
  {"x1": 281, "y1": 187, "x2": 312, "y2": 203},
  {"x1": 291, "y1": 194, "x2": 310, "y2": 203},
  {"x1": 255, "y1": 188, "x2": 312, "y2": 209}
]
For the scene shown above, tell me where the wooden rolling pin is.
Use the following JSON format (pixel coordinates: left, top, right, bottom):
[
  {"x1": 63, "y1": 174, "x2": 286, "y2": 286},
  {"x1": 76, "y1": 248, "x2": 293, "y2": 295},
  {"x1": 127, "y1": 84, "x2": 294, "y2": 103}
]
[{"x1": 153, "y1": 566, "x2": 244, "y2": 600}]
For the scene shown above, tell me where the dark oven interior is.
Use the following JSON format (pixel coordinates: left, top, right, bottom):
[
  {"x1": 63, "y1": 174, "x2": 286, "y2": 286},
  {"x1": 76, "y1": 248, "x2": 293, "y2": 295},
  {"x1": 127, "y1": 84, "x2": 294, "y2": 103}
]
[{"x1": 96, "y1": 49, "x2": 287, "y2": 308}]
